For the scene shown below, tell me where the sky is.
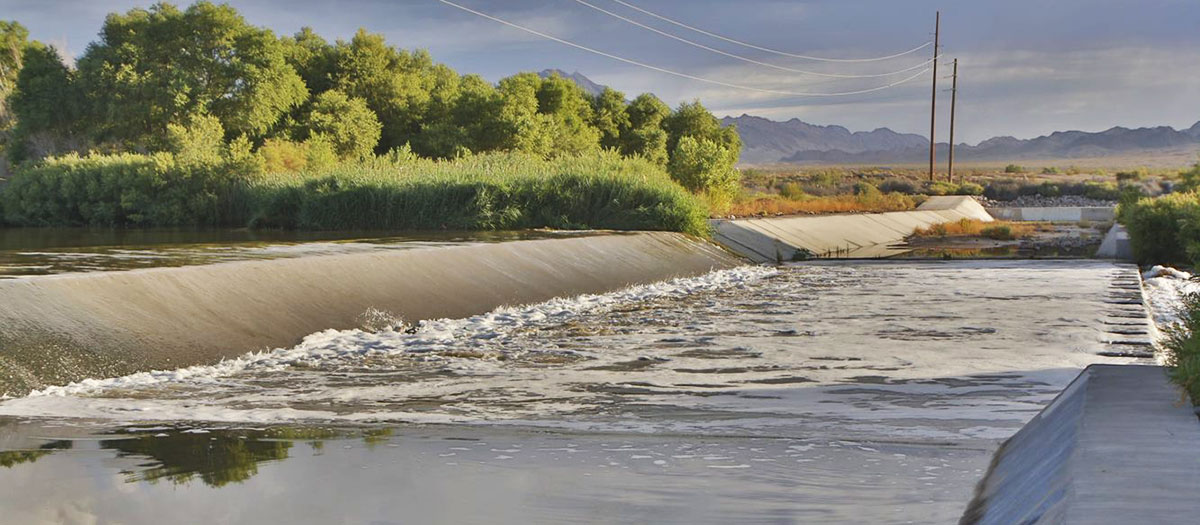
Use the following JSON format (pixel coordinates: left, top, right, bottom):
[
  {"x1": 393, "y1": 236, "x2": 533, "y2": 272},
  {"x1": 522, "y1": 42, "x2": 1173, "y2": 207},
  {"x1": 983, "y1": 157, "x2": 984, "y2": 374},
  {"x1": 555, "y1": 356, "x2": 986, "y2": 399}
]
[{"x1": 5, "y1": 0, "x2": 1200, "y2": 144}]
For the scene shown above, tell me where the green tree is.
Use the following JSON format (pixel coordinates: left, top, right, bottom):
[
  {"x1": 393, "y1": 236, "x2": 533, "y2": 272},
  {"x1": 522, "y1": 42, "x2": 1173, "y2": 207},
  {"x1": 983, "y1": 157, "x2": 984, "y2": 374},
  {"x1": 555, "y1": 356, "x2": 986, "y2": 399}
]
[
  {"x1": 300, "y1": 90, "x2": 381, "y2": 159},
  {"x1": 534, "y1": 73, "x2": 600, "y2": 156},
  {"x1": 76, "y1": 1, "x2": 307, "y2": 148},
  {"x1": 166, "y1": 113, "x2": 225, "y2": 166},
  {"x1": 332, "y1": 29, "x2": 452, "y2": 153},
  {"x1": 619, "y1": 93, "x2": 671, "y2": 165},
  {"x1": 282, "y1": 26, "x2": 336, "y2": 95},
  {"x1": 590, "y1": 87, "x2": 628, "y2": 150},
  {"x1": 8, "y1": 43, "x2": 79, "y2": 162},
  {"x1": 668, "y1": 135, "x2": 740, "y2": 210},
  {"x1": 0, "y1": 20, "x2": 30, "y2": 151}
]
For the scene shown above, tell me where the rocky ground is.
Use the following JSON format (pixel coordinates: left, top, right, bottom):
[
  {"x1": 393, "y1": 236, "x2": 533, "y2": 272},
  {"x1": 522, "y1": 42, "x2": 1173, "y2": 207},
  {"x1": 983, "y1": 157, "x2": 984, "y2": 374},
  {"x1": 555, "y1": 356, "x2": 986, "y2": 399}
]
[{"x1": 979, "y1": 195, "x2": 1118, "y2": 208}]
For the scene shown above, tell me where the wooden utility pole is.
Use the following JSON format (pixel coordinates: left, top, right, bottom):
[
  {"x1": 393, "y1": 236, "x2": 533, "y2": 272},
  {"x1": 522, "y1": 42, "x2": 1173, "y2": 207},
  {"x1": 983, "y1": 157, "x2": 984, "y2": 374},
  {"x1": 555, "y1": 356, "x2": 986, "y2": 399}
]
[
  {"x1": 928, "y1": 11, "x2": 940, "y2": 182},
  {"x1": 948, "y1": 58, "x2": 958, "y2": 182}
]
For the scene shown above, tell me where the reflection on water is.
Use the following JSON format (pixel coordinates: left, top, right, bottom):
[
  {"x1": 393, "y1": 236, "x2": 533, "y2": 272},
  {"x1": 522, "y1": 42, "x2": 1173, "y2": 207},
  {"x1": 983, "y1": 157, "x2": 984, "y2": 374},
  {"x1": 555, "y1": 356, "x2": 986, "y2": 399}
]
[
  {"x1": 0, "y1": 227, "x2": 588, "y2": 278},
  {"x1": 0, "y1": 439, "x2": 71, "y2": 468}
]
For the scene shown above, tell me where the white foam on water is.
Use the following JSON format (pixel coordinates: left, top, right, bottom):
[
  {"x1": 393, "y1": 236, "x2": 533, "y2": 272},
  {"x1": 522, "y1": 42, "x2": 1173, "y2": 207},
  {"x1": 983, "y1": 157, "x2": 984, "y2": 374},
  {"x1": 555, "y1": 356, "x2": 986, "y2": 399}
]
[{"x1": 9, "y1": 265, "x2": 777, "y2": 400}]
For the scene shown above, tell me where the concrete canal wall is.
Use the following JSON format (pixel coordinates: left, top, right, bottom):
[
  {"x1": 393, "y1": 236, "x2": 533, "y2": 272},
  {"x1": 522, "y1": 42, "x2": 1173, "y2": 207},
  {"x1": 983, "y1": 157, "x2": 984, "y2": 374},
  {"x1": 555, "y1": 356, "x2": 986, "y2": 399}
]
[
  {"x1": 712, "y1": 196, "x2": 994, "y2": 262},
  {"x1": 988, "y1": 207, "x2": 1115, "y2": 222},
  {"x1": 0, "y1": 232, "x2": 740, "y2": 395},
  {"x1": 960, "y1": 364, "x2": 1200, "y2": 525}
]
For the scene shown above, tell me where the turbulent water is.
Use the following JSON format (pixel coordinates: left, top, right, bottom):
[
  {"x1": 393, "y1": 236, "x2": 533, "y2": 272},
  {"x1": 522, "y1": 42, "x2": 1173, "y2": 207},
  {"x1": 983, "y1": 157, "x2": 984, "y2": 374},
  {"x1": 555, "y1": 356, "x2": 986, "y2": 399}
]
[
  {"x1": 0, "y1": 260, "x2": 1151, "y2": 524},
  {"x1": 2, "y1": 261, "x2": 1142, "y2": 434}
]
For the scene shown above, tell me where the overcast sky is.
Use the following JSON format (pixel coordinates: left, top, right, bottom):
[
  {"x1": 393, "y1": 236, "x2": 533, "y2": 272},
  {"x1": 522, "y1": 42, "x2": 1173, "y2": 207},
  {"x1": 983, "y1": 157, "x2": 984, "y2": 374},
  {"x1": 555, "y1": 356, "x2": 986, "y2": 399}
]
[{"x1": 6, "y1": 0, "x2": 1200, "y2": 144}]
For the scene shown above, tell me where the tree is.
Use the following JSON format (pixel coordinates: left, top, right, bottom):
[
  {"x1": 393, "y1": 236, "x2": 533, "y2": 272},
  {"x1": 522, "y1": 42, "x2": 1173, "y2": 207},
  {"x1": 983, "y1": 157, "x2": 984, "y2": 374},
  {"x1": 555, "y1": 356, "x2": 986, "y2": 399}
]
[
  {"x1": 300, "y1": 90, "x2": 381, "y2": 159},
  {"x1": 0, "y1": 21, "x2": 29, "y2": 140},
  {"x1": 619, "y1": 93, "x2": 670, "y2": 165},
  {"x1": 590, "y1": 87, "x2": 628, "y2": 150},
  {"x1": 332, "y1": 29, "x2": 447, "y2": 153},
  {"x1": 75, "y1": 1, "x2": 307, "y2": 148},
  {"x1": 8, "y1": 43, "x2": 79, "y2": 161},
  {"x1": 282, "y1": 27, "x2": 336, "y2": 95},
  {"x1": 668, "y1": 135, "x2": 740, "y2": 210},
  {"x1": 534, "y1": 73, "x2": 599, "y2": 156},
  {"x1": 663, "y1": 100, "x2": 739, "y2": 157}
]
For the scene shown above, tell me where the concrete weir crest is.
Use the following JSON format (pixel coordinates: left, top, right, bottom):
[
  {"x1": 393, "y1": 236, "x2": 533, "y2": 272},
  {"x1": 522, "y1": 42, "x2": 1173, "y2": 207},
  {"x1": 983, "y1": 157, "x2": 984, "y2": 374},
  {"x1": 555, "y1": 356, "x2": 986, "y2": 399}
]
[{"x1": 711, "y1": 196, "x2": 994, "y2": 262}]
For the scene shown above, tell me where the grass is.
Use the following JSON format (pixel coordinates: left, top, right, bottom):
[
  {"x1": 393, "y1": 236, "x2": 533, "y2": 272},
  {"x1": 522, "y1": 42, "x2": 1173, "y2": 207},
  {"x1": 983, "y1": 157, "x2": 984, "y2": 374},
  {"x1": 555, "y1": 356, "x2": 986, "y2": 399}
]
[
  {"x1": 0, "y1": 151, "x2": 712, "y2": 236},
  {"x1": 1164, "y1": 293, "x2": 1200, "y2": 403},
  {"x1": 911, "y1": 218, "x2": 1036, "y2": 240}
]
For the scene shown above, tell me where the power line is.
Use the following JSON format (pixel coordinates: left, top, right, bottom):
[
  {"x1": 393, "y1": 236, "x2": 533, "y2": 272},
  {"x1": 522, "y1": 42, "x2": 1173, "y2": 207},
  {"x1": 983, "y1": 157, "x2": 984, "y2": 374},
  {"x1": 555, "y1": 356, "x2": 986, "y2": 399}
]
[
  {"x1": 610, "y1": 0, "x2": 931, "y2": 63},
  {"x1": 433, "y1": 0, "x2": 932, "y2": 98},
  {"x1": 571, "y1": 0, "x2": 938, "y2": 79}
]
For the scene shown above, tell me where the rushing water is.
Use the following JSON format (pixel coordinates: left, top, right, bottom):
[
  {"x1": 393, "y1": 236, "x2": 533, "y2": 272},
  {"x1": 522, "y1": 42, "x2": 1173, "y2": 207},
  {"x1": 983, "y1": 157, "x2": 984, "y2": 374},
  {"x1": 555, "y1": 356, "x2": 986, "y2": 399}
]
[{"x1": 0, "y1": 259, "x2": 1149, "y2": 524}]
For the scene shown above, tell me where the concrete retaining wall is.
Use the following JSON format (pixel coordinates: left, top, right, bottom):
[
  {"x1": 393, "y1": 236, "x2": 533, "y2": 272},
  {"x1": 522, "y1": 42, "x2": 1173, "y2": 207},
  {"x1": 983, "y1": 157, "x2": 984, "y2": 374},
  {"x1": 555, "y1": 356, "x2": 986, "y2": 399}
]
[
  {"x1": 988, "y1": 207, "x2": 1115, "y2": 222},
  {"x1": 712, "y1": 196, "x2": 994, "y2": 262},
  {"x1": 0, "y1": 232, "x2": 741, "y2": 396},
  {"x1": 961, "y1": 364, "x2": 1200, "y2": 524}
]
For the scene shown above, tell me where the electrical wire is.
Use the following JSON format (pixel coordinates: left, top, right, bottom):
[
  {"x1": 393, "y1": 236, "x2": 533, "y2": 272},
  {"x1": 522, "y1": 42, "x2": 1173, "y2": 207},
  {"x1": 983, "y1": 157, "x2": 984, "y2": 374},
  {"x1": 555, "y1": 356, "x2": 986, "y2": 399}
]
[
  {"x1": 433, "y1": 0, "x2": 933, "y2": 98},
  {"x1": 571, "y1": 0, "x2": 936, "y2": 78},
  {"x1": 610, "y1": 0, "x2": 931, "y2": 63}
]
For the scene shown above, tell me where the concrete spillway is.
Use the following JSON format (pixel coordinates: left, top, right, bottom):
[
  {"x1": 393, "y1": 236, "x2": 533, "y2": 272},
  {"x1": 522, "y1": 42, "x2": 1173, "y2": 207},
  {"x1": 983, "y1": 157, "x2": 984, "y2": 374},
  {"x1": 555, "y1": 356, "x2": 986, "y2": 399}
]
[
  {"x1": 0, "y1": 232, "x2": 741, "y2": 396},
  {"x1": 712, "y1": 196, "x2": 994, "y2": 262},
  {"x1": 961, "y1": 364, "x2": 1200, "y2": 524}
]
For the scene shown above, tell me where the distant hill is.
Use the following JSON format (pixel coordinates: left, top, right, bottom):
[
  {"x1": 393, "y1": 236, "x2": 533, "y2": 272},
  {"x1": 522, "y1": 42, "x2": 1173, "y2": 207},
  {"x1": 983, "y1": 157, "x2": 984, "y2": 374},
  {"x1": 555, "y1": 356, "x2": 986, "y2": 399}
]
[
  {"x1": 537, "y1": 71, "x2": 1200, "y2": 165},
  {"x1": 538, "y1": 69, "x2": 608, "y2": 97},
  {"x1": 727, "y1": 114, "x2": 1200, "y2": 165},
  {"x1": 721, "y1": 114, "x2": 928, "y2": 164},
  {"x1": 777, "y1": 123, "x2": 1200, "y2": 165}
]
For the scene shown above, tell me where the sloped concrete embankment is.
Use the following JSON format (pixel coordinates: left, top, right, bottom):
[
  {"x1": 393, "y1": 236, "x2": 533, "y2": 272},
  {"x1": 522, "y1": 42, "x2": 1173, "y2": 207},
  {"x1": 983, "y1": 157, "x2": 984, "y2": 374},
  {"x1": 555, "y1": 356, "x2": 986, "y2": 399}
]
[
  {"x1": 960, "y1": 365, "x2": 1200, "y2": 525},
  {"x1": 0, "y1": 232, "x2": 741, "y2": 396},
  {"x1": 712, "y1": 196, "x2": 994, "y2": 262},
  {"x1": 988, "y1": 207, "x2": 1115, "y2": 222}
]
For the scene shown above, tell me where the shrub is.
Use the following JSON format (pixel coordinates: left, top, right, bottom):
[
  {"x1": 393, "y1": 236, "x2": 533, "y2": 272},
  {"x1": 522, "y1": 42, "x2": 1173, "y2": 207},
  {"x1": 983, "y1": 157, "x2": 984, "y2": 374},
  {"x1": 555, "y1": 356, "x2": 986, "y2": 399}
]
[
  {"x1": 983, "y1": 181, "x2": 1021, "y2": 201},
  {"x1": 1164, "y1": 292, "x2": 1200, "y2": 403},
  {"x1": 1115, "y1": 168, "x2": 1146, "y2": 183},
  {"x1": 1118, "y1": 192, "x2": 1200, "y2": 265},
  {"x1": 1082, "y1": 181, "x2": 1120, "y2": 201},
  {"x1": 0, "y1": 151, "x2": 711, "y2": 236},
  {"x1": 878, "y1": 178, "x2": 919, "y2": 194},
  {"x1": 955, "y1": 182, "x2": 984, "y2": 196},
  {"x1": 667, "y1": 135, "x2": 740, "y2": 212},
  {"x1": 981, "y1": 225, "x2": 1017, "y2": 240},
  {"x1": 1041, "y1": 166, "x2": 1061, "y2": 175},
  {"x1": 1004, "y1": 164, "x2": 1025, "y2": 174},
  {"x1": 926, "y1": 181, "x2": 959, "y2": 196},
  {"x1": 778, "y1": 182, "x2": 806, "y2": 200},
  {"x1": 852, "y1": 181, "x2": 880, "y2": 197}
]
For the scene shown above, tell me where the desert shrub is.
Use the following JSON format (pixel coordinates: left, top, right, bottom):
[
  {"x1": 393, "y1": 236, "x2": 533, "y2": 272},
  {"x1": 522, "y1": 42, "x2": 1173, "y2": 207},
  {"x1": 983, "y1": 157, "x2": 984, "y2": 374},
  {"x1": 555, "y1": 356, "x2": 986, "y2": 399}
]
[
  {"x1": 778, "y1": 182, "x2": 806, "y2": 200},
  {"x1": 981, "y1": 224, "x2": 1017, "y2": 240},
  {"x1": 1082, "y1": 181, "x2": 1120, "y2": 200},
  {"x1": 1041, "y1": 166, "x2": 1061, "y2": 175},
  {"x1": 1004, "y1": 164, "x2": 1025, "y2": 174},
  {"x1": 955, "y1": 182, "x2": 984, "y2": 196},
  {"x1": 878, "y1": 178, "x2": 919, "y2": 194},
  {"x1": 983, "y1": 181, "x2": 1021, "y2": 201},
  {"x1": 1036, "y1": 181, "x2": 1061, "y2": 197},
  {"x1": 926, "y1": 181, "x2": 959, "y2": 196},
  {"x1": 852, "y1": 181, "x2": 880, "y2": 197},
  {"x1": 1115, "y1": 168, "x2": 1146, "y2": 183}
]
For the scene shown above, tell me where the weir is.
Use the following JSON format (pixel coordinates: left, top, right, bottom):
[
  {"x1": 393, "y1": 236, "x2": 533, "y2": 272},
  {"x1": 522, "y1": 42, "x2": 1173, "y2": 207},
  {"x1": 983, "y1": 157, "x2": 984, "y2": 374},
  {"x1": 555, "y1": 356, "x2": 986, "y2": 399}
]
[
  {"x1": 0, "y1": 231, "x2": 740, "y2": 396},
  {"x1": 711, "y1": 195, "x2": 994, "y2": 262}
]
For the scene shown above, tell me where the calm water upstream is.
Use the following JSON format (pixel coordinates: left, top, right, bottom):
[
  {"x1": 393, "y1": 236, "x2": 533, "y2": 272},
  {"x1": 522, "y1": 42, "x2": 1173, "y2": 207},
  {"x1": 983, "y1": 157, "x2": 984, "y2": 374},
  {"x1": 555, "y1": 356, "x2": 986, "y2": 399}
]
[{"x1": 0, "y1": 258, "x2": 1147, "y2": 524}]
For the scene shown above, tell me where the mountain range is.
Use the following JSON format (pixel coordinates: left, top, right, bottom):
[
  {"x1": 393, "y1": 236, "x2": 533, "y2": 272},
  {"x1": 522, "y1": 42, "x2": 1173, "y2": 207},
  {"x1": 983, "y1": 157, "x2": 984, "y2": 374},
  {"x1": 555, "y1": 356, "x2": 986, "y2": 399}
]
[{"x1": 547, "y1": 71, "x2": 1200, "y2": 165}]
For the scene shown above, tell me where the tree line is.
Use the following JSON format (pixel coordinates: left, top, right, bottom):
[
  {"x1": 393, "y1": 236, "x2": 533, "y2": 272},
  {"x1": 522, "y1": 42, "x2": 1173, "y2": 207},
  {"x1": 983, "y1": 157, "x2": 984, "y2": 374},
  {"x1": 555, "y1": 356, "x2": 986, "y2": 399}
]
[{"x1": 0, "y1": 2, "x2": 741, "y2": 205}]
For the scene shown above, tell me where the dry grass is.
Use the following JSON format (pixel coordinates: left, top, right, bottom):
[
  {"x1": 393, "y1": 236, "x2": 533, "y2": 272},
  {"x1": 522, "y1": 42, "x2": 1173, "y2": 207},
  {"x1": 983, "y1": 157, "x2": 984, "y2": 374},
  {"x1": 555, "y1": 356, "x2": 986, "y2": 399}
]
[
  {"x1": 912, "y1": 219, "x2": 1036, "y2": 240},
  {"x1": 726, "y1": 192, "x2": 915, "y2": 217}
]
